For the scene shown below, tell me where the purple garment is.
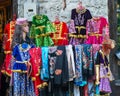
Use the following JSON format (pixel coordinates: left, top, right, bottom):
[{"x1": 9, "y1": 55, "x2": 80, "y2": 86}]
[
  {"x1": 95, "y1": 50, "x2": 113, "y2": 93},
  {"x1": 70, "y1": 8, "x2": 92, "y2": 44},
  {"x1": 71, "y1": 8, "x2": 92, "y2": 35},
  {"x1": 99, "y1": 78, "x2": 112, "y2": 93}
]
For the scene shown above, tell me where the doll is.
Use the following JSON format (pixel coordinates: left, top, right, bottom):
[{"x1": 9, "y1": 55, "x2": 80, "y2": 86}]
[{"x1": 95, "y1": 38, "x2": 115, "y2": 95}]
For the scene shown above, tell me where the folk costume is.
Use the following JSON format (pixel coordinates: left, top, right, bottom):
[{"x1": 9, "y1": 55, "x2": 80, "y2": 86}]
[
  {"x1": 29, "y1": 47, "x2": 47, "y2": 96},
  {"x1": 1, "y1": 20, "x2": 16, "y2": 76},
  {"x1": 30, "y1": 15, "x2": 56, "y2": 47},
  {"x1": 12, "y1": 43, "x2": 35, "y2": 96},
  {"x1": 86, "y1": 16, "x2": 109, "y2": 44},
  {"x1": 70, "y1": 7, "x2": 92, "y2": 44},
  {"x1": 51, "y1": 21, "x2": 68, "y2": 45}
]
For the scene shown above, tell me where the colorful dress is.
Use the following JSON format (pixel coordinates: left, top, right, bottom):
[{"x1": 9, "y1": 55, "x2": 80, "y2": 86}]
[
  {"x1": 11, "y1": 43, "x2": 35, "y2": 96},
  {"x1": 1, "y1": 20, "x2": 16, "y2": 76},
  {"x1": 95, "y1": 50, "x2": 114, "y2": 95},
  {"x1": 3, "y1": 20, "x2": 16, "y2": 54},
  {"x1": 68, "y1": 20, "x2": 80, "y2": 45},
  {"x1": 70, "y1": 8, "x2": 92, "y2": 44},
  {"x1": 51, "y1": 21, "x2": 68, "y2": 45},
  {"x1": 86, "y1": 16, "x2": 109, "y2": 44},
  {"x1": 29, "y1": 47, "x2": 47, "y2": 96},
  {"x1": 30, "y1": 15, "x2": 56, "y2": 47}
]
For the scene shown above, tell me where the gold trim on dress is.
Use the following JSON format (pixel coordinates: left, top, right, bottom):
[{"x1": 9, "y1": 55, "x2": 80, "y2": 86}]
[
  {"x1": 88, "y1": 33, "x2": 102, "y2": 39},
  {"x1": 69, "y1": 33, "x2": 86, "y2": 38},
  {"x1": 76, "y1": 8, "x2": 86, "y2": 14},
  {"x1": 75, "y1": 26, "x2": 86, "y2": 33},
  {"x1": 4, "y1": 51, "x2": 11, "y2": 54},
  {"x1": 12, "y1": 70, "x2": 27, "y2": 73}
]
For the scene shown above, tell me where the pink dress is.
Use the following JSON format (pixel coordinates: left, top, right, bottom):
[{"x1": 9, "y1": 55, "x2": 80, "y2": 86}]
[{"x1": 85, "y1": 16, "x2": 109, "y2": 44}]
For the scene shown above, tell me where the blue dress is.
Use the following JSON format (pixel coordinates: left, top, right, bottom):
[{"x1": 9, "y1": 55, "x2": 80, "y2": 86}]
[{"x1": 11, "y1": 43, "x2": 35, "y2": 96}]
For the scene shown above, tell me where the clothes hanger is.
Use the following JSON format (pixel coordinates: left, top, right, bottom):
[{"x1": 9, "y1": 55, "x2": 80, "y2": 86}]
[
  {"x1": 12, "y1": 14, "x2": 17, "y2": 21},
  {"x1": 54, "y1": 16, "x2": 60, "y2": 23},
  {"x1": 76, "y1": 1, "x2": 85, "y2": 10}
]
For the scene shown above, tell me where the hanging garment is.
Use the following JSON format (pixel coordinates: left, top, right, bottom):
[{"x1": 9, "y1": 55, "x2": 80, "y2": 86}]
[
  {"x1": 51, "y1": 21, "x2": 68, "y2": 45},
  {"x1": 1, "y1": 53, "x2": 12, "y2": 76},
  {"x1": 48, "y1": 46, "x2": 57, "y2": 79},
  {"x1": 82, "y1": 44, "x2": 93, "y2": 79},
  {"x1": 11, "y1": 43, "x2": 35, "y2": 96},
  {"x1": 68, "y1": 20, "x2": 80, "y2": 45},
  {"x1": 30, "y1": 14, "x2": 56, "y2": 47},
  {"x1": 3, "y1": 20, "x2": 16, "y2": 54},
  {"x1": 74, "y1": 44, "x2": 93, "y2": 86},
  {"x1": 86, "y1": 16, "x2": 109, "y2": 44},
  {"x1": 53, "y1": 46, "x2": 69, "y2": 96},
  {"x1": 66, "y1": 45, "x2": 76, "y2": 81},
  {"x1": 71, "y1": 8, "x2": 92, "y2": 44},
  {"x1": 41, "y1": 47, "x2": 49, "y2": 81},
  {"x1": 29, "y1": 47, "x2": 47, "y2": 96},
  {"x1": 95, "y1": 50, "x2": 113, "y2": 94},
  {"x1": 54, "y1": 46, "x2": 69, "y2": 85},
  {"x1": 74, "y1": 45, "x2": 86, "y2": 86},
  {"x1": 1, "y1": 20, "x2": 16, "y2": 77},
  {"x1": 48, "y1": 46, "x2": 58, "y2": 95}
]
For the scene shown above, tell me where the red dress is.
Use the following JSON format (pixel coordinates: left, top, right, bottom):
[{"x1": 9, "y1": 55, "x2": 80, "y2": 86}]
[
  {"x1": 51, "y1": 21, "x2": 69, "y2": 45},
  {"x1": 29, "y1": 47, "x2": 47, "y2": 96},
  {"x1": 1, "y1": 20, "x2": 16, "y2": 76}
]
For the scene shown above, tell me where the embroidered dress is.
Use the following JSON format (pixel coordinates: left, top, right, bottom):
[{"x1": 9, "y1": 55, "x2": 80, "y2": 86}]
[
  {"x1": 1, "y1": 53, "x2": 12, "y2": 76},
  {"x1": 12, "y1": 43, "x2": 35, "y2": 96},
  {"x1": 3, "y1": 20, "x2": 16, "y2": 54},
  {"x1": 51, "y1": 21, "x2": 68, "y2": 45},
  {"x1": 71, "y1": 8, "x2": 92, "y2": 44},
  {"x1": 29, "y1": 47, "x2": 46, "y2": 96},
  {"x1": 1, "y1": 20, "x2": 16, "y2": 76},
  {"x1": 86, "y1": 16, "x2": 109, "y2": 44},
  {"x1": 68, "y1": 20, "x2": 80, "y2": 45},
  {"x1": 30, "y1": 15, "x2": 56, "y2": 47},
  {"x1": 95, "y1": 50, "x2": 113, "y2": 95}
]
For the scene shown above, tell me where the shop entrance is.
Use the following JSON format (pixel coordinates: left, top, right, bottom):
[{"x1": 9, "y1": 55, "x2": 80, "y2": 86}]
[{"x1": 0, "y1": 0, "x2": 12, "y2": 41}]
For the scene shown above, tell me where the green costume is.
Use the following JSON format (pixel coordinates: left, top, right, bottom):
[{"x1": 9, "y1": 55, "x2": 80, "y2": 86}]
[{"x1": 30, "y1": 15, "x2": 56, "y2": 47}]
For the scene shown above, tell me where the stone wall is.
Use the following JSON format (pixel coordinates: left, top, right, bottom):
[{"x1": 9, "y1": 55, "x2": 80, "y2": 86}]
[{"x1": 18, "y1": 0, "x2": 108, "y2": 23}]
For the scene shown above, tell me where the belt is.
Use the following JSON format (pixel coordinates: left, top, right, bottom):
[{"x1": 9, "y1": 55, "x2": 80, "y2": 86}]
[
  {"x1": 16, "y1": 60, "x2": 29, "y2": 64},
  {"x1": 89, "y1": 33, "x2": 102, "y2": 39},
  {"x1": 75, "y1": 26, "x2": 86, "y2": 33}
]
